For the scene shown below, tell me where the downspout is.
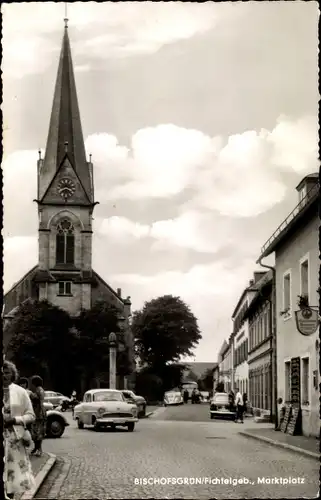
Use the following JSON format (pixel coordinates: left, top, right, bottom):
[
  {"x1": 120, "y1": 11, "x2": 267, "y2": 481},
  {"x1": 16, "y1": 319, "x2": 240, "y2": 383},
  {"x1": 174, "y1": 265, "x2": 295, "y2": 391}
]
[{"x1": 256, "y1": 257, "x2": 278, "y2": 430}]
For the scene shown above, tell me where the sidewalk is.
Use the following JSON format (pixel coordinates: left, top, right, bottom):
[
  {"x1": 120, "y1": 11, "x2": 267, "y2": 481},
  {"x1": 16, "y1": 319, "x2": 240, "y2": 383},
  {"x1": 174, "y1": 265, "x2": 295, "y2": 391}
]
[
  {"x1": 19, "y1": 452, "x2": 57, "y2": 500},
  {"x1": 239, "y1": 426, "x2": 320, "y2": 459}
]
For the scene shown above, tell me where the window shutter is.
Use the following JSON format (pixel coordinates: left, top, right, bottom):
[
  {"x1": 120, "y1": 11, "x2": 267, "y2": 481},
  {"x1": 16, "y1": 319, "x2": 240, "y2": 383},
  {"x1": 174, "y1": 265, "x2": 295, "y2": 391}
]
[
  {"x1": 66, "y1": 235, "x2": 75, "y2": 264},
  {"x1": 56, "y1": 234, "x2": 65, "y2": 264}
]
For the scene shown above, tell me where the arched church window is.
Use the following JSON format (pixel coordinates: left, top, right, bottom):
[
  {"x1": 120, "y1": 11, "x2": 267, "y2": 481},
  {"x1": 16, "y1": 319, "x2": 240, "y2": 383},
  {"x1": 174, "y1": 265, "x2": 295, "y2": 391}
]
[{"x1": 56, "y1": 219, "x2": 75, "y2": 264}]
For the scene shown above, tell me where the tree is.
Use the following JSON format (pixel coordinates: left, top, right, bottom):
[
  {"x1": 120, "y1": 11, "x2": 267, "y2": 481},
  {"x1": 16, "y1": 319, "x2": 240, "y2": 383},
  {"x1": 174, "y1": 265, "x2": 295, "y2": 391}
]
[
  {"x1": 7, "y1": 300, "x2": 73, "y2": 392},
  {"x1": 132, "y1": 295, "x2": 202, "y2": 369},
  {"x1": 198, "y1": 368, "x2": 214, "y2": 392},
  {"x1": 74, "y1": 301, "x2": 132, "y2": 389}
]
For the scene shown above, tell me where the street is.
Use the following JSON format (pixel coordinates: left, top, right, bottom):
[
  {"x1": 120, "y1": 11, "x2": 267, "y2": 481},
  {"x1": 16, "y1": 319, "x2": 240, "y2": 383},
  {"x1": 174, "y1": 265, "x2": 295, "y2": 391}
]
[{"x1": 36, "y1": 405, "x2": 319, "y2": 499}]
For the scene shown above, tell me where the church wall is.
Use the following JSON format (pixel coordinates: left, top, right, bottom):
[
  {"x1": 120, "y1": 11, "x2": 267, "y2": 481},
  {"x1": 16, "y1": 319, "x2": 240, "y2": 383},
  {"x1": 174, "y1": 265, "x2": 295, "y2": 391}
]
[{"x1": 47, "y1": 282, "x2": 83, "y2": 316}]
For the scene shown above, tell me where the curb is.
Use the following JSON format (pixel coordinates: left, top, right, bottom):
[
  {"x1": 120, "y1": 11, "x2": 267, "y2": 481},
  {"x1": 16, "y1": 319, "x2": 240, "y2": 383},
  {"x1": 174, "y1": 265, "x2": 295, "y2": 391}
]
[
  {"x1": 239, "y1": 431, "x2": 319, "y2": 460},
  {"x1": 21, "y1": 453, "x2": 57, "y2": 500}
]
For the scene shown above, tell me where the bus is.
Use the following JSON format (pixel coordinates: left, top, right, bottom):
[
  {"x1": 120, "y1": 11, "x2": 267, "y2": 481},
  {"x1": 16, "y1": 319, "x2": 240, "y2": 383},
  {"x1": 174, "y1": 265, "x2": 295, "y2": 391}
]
[{"x1": 181, "y1": 381, "x2": 198, "y2": 399}]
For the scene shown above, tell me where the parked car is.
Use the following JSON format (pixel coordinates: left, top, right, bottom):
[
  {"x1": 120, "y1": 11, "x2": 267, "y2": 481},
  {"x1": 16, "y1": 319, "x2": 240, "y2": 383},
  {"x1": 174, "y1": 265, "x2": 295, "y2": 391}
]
[
  {"x1": 121, "y1": 390, "x2": 146, "y2": 418},
  {"x1": 44, "y1": 391, "x2": 70, "y2": 408},
  {"x1": 43, "y1": 401, "x2": 69, "y2": 438},
  {"x1": 164, "y1": 389, "x2": 184, "y2": 406},
  {"x1": 200, "y1": 391, "x2": 210, "y2": 403},
  {"x1": 74, "y1": 389, "x2": 138, "y2": 432},
  {"x1": 210, "y1": 392, "x2": 236, "y2": 420}
]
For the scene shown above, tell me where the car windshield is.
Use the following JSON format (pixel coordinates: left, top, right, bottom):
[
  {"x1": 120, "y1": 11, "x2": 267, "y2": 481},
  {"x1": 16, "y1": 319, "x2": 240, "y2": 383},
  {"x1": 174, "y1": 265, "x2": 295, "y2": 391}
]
[{"x1": 93, "y1": 391, "x2": 124, "y2": 402}]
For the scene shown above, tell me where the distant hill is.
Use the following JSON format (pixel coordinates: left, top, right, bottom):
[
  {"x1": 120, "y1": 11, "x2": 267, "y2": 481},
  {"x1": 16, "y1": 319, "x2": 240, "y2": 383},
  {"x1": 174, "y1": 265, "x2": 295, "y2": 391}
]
[{"x1": 182, "y1": 362, "x2": 218, "y2": 381}]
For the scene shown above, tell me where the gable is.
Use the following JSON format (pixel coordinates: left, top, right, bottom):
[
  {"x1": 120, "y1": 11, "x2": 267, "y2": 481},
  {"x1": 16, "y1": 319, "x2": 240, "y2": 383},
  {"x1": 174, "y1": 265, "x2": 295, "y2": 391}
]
[
  {"x1": 91, "y1": 270, "x2": 124, "y2": 309},
  {"x1": 3, "y1": 265, "x2": 39, "y2": 316},
  {"x1": 41, "y1": 155, "x2": 91, "y2": 205}
]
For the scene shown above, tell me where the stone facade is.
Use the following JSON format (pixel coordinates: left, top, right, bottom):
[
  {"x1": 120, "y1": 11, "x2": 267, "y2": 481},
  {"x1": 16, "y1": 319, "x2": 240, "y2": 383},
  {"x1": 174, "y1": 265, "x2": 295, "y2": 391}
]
[{"x1": 3, "y1": 23, "x2": 135, "y2": 389}]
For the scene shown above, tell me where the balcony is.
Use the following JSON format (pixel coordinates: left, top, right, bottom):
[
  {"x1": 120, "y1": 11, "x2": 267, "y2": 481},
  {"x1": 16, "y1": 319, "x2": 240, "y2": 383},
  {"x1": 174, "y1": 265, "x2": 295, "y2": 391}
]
[{"x1": 260, "y1": 183, "x2": 319, "y2": 257}]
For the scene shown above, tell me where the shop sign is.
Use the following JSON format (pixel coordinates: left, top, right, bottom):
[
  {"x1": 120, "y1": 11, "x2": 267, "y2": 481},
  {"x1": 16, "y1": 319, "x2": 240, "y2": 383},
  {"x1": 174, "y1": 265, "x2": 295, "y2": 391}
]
[{"x1": 295, "y1": 307, "x2": 319, "y2": 336}]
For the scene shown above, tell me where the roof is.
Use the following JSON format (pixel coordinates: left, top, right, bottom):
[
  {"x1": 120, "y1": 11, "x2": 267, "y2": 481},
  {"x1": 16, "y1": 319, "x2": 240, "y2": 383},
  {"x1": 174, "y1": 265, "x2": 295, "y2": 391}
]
[
  {"x1": 4, "y1": 265, "x2": 38, "y2": 297},
  {"x1": 244, "y1": 270, "x2": 273, "y2": 319},
  {"x1": 259, "y1": 180, "x2": 319, "y2": 259},
  {"x1": 39, "y1": 24, "x2": 92, "y2": 201},
  {"x1": 184, "y1": 362, "x2": 218, "y2": 379},
  {"x1": 85, "y1": 389, "x2": 121, "y2": 394},
  {"x1": 92, "y1": 270, "x2": 125, "y2": 305},
  {"x1": 296, "y1": 172, "x2": 319, "y2": 191}
]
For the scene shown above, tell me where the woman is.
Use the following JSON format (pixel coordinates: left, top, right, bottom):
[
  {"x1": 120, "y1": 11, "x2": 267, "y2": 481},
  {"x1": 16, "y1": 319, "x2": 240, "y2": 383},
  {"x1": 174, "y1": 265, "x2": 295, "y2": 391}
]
[
  {"x1": 29, "y1": 376, "x2": 46, "y2": 457},
  {"x1": 3, "y1": 360, "x2": 36, "y2": 499}
]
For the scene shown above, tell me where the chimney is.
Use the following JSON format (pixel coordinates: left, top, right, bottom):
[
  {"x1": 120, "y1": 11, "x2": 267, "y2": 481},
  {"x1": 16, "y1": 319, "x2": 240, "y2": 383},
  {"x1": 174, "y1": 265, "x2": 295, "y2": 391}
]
[
  {"x1": 117, "y1": 288, "x2": 122, "y2": 297},
  {"x1": 249, "y1": 280, "x2": 254, "y2": 287}
]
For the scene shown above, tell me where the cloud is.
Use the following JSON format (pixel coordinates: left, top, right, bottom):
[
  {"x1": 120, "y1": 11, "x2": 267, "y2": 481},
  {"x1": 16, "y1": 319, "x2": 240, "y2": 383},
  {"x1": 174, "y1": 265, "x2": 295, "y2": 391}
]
[
  {"x1": 96, "y1": 216, "x2": 149, "y2": 241},
  {"x1": 3, "y1": 2, "x2": 220, "y2": 77},
  {"x1": 3, "y1": 237, "x2": 38, "y2": 293},
  {"x1": 2, "y1": 150, "x2": 39, "y2": 237},
  {"x1": 267, "y1": 115, "x2": 318, "y2": 173},
  {"x1": 87, "y1": 115, "x2": 318, "y2": 217}
]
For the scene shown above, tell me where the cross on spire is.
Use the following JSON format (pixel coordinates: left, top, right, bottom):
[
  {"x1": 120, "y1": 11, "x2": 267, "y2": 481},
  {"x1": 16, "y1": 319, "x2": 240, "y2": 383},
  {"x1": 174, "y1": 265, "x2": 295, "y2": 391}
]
[{"x1": 64, "y1": 2, "x2": 68, "y2": 28}]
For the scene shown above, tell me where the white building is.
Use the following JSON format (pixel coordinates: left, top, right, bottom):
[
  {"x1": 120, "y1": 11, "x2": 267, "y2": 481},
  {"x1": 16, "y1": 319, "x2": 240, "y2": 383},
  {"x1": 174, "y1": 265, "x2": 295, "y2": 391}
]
[
  {"x1": 231, "y1": 274, "x2": 263, "y2": 395},
  {"x1": 258, "y1": 173, "x2": 319, "y2": 437}
]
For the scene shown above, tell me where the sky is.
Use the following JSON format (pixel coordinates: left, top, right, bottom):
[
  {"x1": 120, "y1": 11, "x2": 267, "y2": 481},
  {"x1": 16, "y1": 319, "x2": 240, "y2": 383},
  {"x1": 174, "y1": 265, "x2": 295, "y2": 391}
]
[{"x1": 2, "y1": 2, "x2": 319, "y2": 362}]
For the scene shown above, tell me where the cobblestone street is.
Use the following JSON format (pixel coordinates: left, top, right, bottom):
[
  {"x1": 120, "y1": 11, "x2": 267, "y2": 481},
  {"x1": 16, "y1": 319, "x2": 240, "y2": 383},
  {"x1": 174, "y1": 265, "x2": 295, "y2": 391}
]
[{"x1": 36, "y1": 409, "x2": 319, "y2": 499}]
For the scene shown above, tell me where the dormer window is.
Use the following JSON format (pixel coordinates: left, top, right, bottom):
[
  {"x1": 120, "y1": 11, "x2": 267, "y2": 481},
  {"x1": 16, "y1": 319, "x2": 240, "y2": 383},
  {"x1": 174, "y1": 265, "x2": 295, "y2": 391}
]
[{"x1": 298, "y1": 185, "x2": 307, "y2": 203}]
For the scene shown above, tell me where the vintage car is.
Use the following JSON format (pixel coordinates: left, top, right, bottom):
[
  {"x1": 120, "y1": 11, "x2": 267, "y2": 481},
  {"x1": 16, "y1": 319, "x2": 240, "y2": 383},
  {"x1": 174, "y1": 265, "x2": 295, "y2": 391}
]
[
  {"x1": 121, "y1": 390, "x2": 147, "y2": 417},
  {"x1": 74, "y1": 389, "x2": 138, "y2": 432},
  {"x1": 210, "y1": 392, "x2": 236, "y2": 420},
  {"x1": 200, "y1": 391, "x2": 210, "y2": 403},
  {"x1": 163, "y1": 389, "x2": 184, "y2": 406},
  {"x1": 44, "y1": 401, "x2": 69, "y2": 438},
  {"x1": 44, "y1": 391, "x2": 71, "y2": 408}
]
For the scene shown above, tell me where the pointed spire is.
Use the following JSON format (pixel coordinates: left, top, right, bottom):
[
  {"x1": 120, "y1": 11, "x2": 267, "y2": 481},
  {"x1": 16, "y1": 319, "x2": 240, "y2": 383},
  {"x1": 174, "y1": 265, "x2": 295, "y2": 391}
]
[{"x1": 39, "y1": 22, "x2": 92, "y2": 201}]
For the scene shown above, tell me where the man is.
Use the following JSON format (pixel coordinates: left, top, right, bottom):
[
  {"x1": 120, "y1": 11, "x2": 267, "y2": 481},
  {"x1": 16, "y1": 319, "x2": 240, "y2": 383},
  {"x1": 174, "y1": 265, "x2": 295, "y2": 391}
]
[{"x1": 234, "y1": 388, "x2": 244, "y2": 423}]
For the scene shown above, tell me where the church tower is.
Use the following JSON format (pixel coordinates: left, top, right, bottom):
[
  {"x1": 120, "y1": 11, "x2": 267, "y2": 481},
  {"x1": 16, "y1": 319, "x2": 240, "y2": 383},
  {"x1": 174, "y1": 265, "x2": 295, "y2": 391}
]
[{"x1": 35, "y1": 19, "x2": 97, "y2": 316}]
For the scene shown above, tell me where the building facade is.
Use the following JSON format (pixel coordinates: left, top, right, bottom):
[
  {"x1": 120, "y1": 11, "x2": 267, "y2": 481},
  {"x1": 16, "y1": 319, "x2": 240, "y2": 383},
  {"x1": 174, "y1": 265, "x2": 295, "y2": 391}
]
[
  {"x1": 231, "y1": 279, "x2": 261, "y2": 396},
  {"x1": 258, "y1": 173, "x2": 319, "y2": 436},
  {"x1": 245, "y1": 271, "x2": 274, "y2": 418},
  {"x1": 3, "y1": 22, "x2": 135, "y2": 389},
  {"x1": 218, "y1": 338, "x2": 233, "y2": 392}
]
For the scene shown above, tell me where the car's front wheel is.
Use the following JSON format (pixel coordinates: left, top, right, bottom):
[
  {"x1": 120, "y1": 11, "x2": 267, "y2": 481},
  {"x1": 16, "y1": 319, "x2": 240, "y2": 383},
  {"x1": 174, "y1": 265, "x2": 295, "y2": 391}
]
[
  {"x1": 46, "y1": 417, "x2": 65, "y2": 438},
  {"x1": 127, "y1": 422, "x2": 135, "y2": 432}
]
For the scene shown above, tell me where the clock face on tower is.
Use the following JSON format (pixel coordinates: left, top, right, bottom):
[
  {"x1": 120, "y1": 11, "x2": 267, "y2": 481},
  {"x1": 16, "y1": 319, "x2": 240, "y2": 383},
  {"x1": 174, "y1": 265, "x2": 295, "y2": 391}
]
[{"x1": 57, "y1": 178, "x2": 76, "y2": 200}]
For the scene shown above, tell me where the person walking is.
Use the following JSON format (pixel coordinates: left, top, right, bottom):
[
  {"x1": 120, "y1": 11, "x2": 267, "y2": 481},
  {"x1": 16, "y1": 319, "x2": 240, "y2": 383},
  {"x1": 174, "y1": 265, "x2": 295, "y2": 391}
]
[
  {"x1": 183, "y1": 389, "x2": 189, "y2": 404},
  {"x1": 3, "y1": 360, "x2": 36, "y2": 500},
  {"x1": 243, "y1": 392, "x2": 248, "y2": 416},
  {"x1": 29, "y1": 376, "x2": 46, "y2": 457},
  {"x1": 234, "y1": 387, "x2": 244, "y2": 423}
]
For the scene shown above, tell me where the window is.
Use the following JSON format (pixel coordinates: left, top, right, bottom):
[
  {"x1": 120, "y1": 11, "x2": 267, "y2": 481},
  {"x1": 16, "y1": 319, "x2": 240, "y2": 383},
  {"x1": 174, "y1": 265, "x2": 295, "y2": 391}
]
[
  {"x1": 56, "y1": 219, "x2": 75, "y2": 264},
  {"x1": 282, "y1": 271, "x2": 291, "y2": 316},
  {"x1": 300, "y1": 257, "x2": 309, "y2": 304},
  {"x1": 298, "y1": 185, "x2": 307, "y2": 203},
  {"x1": 264, "y1": 311, "x2": 269, "y2": 339},
  {"x1": 284, "y1": 361, "x2": 291, "y2": 402},
  {"x1": 301, "y1": 357, "x2": 309, "y2": 405},
  {"x1": 58, "y1": 281, "x2": 72, "y2": 296}
]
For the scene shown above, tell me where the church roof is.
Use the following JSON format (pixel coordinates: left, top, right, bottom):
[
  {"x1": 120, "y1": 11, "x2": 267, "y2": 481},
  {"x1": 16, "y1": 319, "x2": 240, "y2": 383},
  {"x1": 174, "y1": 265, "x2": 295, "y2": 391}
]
[{"x1": 39, "y1": 23, "x2": 92, "y2": 201}]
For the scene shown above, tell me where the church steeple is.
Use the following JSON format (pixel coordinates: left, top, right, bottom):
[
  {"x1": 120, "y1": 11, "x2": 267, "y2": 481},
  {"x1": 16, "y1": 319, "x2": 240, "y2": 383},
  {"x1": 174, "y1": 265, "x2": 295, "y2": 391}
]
[{"x1": 39, "y1": 21, "x2": 92, "y2": 202}]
